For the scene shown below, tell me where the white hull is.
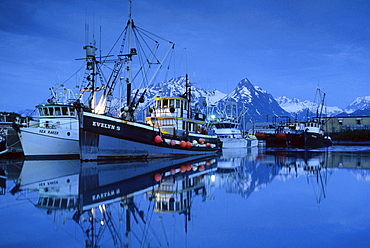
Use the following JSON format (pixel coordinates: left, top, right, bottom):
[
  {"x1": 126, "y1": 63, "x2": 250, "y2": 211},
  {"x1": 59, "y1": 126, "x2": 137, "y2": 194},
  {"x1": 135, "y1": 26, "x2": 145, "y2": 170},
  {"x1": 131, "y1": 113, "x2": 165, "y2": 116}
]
[
  {"x1": 220, "y1": 137, "x2": 259, "y2": 149},
  {"x1": 19, "y1": 128, "x2": 79, "y2": 157}
]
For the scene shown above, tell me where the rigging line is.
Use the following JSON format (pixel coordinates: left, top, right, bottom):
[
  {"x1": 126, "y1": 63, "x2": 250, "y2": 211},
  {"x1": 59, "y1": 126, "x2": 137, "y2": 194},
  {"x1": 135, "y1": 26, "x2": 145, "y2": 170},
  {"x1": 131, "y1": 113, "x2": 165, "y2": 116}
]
[
  {"x1": 62, "y1": 62, "x2": 87, "y2": 85},
  {"x1": 136, "y1": 25, "x2": 174, "y2": 44},
  {"x1": 102, "y1": 26, "x2": 128, "y2": 64},
  {"x1": 145, "y1": 44, "x2": 175, "y2": 89},
  {"x1": 129, "y1": 38, "x2": 158, "y2": 91},
  {"x1": 132, "y1": 27, "x2": 160, "y2": 66},
  {"x1": 140, "y1": 192, "x2": 163, "y2": 248},
  {"x1": 134, "y1": 28, "x2": 161, "y2": 63}
]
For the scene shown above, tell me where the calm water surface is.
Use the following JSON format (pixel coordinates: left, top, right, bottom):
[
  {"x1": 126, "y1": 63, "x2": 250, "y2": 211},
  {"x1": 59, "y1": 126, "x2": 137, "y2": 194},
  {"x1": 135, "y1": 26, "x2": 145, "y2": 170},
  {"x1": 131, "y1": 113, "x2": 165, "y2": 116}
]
[{"x1": 1, "y1": 146, "x2": 370, "y2": 248}]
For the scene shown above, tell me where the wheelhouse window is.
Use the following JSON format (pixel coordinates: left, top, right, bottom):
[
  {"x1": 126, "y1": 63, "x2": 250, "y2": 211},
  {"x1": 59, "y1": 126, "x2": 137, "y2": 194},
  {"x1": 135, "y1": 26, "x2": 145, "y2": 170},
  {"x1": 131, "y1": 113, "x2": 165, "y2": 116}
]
[
  {"x1": 163, "y1": 99, "x2": 168, "y2": 108},
  {"x1": 55, "y1": 107, "x2": 61, "y2": 116},
  {"x1": 70, "y1": 107, "x2": 76, "y2": 116},
  {"x1": 48, "y1": 107, "x2": 54, "y2": 115},
  {"x1": 39, "y1": 108, "x2": 48, "y2": 116},
  {"x1": 62, "y1": 107, "x2": 68, "y2": 115}
]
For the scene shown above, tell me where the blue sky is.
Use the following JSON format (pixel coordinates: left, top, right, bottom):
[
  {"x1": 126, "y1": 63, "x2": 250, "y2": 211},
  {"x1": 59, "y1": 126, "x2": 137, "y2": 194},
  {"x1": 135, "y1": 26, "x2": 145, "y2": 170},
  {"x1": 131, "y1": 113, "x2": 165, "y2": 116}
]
[{"x1": 1, "y1": 0, "x2": 369, "y2": 112}]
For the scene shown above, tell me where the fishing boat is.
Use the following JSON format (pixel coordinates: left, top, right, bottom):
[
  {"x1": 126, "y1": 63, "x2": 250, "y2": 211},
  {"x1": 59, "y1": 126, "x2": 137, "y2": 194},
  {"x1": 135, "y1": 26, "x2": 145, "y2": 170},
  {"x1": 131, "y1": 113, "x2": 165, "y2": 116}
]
[
  {"x1": 285, "y1": 120, "x2": 333, "y2": 148},
  {"x1": 78, "y1": 2, "x2": 222, "y2": 160},
  {"x1": 258, "y1": 119, "x2": 332, "y2": 149},
  {"x1": 212, "y1": 119, "x2": 258, "y2": 148},
  {"x1": 210, "y1": 102, "x2": 258, "y2": 149},
  {"x1": 0, "y1": 115, "x2": 24, "y2": 158},
  {"x1": 13, "y1": 85, "x2": 80, "y2": 159},
  {"x1": 256, "y1": 90, "x2": 333, "y2": 149},
  {"x1": 285, "y1": 90, "x2": 333, "y2": 149}
]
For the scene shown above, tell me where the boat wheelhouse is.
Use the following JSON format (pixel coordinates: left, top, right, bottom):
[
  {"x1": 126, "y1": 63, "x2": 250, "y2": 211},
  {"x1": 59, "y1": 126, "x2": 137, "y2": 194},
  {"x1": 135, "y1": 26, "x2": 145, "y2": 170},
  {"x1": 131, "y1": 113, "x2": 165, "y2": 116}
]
[{"x1": 146, "y1": 96, "x2": 208, "y2": 137}]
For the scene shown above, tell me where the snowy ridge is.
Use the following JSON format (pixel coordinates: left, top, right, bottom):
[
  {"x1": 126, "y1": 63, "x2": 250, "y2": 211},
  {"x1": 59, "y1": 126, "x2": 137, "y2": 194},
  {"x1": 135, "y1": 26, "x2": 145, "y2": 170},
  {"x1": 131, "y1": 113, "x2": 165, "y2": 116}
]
[
  {"x1": 275, "y1": 96, "x2": 343, "y2": 118},
  {"x1": 18, "y1": 76, "x2": 370, "y2": 121},
  {"x1": 345, "y1": 96, "x2": 370, "y2": 113}
]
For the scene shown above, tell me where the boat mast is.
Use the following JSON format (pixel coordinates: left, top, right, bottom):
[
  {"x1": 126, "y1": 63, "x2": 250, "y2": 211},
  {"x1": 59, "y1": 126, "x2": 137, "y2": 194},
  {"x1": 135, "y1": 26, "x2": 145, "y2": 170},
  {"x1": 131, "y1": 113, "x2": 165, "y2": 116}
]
[
  {"x1": 185, "y1": 74, "x2": 191, "y2": 134},
  {"x1": 126, "y1": 0, "x2": 133, "y2": 108},
  {"x1": 83, "y1": 44, "x2": 98, "y2": 111}
]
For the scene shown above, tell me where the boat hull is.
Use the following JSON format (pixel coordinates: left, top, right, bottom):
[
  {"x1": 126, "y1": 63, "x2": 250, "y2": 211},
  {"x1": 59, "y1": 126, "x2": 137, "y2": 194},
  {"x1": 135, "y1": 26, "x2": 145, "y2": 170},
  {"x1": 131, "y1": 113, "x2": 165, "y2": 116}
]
[
  {"x1": 220, "y1": 137, "x2": 258, "y2": 148},
  {"x1": 286, "y1": 132, "x2": 333, "y2": 149},
  {"x1": 19, "y1": 128, "x2": 79, "y2": 158},
  {"x1": 263, "y1": 133, "x2": 288, "y2": 147},
  {"x1": 80, "y1": 112, "x2": 221, "y2": 161}
]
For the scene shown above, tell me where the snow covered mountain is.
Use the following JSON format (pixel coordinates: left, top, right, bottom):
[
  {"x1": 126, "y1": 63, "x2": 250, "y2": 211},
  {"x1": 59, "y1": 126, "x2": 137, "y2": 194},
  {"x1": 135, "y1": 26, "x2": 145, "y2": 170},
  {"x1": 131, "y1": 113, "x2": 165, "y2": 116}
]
[
  {"x1": 17, "y1": 75, "x2": 369, "y2": 122},
  {"x1": 275, "y1": 95, "x2": 370, "y2": 119},
  {"x1": 134, "y1": 77, "x2": 289, "y2": 123},
  {"x1": 213, "y1": 78, "x2": 290, "y2": 122},
  {"x1": 344, "y1": 96, "x2": 370, "y2": 113},
  {"x1": 275, "y1": 96, "x2": 343, "y2": 120}
]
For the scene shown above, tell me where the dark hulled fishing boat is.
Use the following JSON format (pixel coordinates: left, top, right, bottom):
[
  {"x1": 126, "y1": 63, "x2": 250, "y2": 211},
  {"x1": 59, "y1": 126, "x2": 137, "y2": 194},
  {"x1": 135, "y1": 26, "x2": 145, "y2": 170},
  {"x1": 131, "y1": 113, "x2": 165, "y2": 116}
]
[{"x1": 78, "y1": 1, "x2": 221, "y2": 160}]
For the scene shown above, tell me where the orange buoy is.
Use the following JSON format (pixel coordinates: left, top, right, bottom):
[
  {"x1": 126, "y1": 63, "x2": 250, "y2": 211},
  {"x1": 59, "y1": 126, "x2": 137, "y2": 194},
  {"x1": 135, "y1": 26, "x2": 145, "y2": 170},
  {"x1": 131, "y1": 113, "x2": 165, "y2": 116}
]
[
  {"x1": 185, "y1": 164, "x2": 192, "y2": 171},
  {"x1": 198, "y1": 165, "x2": 205, "y2": 171},
  {"x1": 170, "y1": 140, "x2": 176, "y2": 146},
  {"x1": 186, "y1": 141, "x2": 192, "y2": 148},
  {"x1": 154, "y1": 173, "x2": 162, "y2": 182},
  {"x1": 206, "y1": 142, "x2": 211, "y2": 147},
  {"x1": 198, "y1": 138, "x2": 205, "y2": 145},
  {"x1": 154, "y1": 135, "x2": 162, "y2": 143},
  {"x1": 180, "y1": 165, "x2": 187, "y2": 172},
  {"x1": 180, "y1": 140, "x2": 187, "y2": 148}
]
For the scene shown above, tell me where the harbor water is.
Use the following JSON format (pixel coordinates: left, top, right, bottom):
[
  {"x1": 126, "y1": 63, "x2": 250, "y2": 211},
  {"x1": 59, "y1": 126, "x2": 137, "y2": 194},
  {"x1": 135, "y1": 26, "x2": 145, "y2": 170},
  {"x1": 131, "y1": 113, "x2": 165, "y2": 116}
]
[{"x1": 1, "y1": 145, "x2": 370, "y2": 248}]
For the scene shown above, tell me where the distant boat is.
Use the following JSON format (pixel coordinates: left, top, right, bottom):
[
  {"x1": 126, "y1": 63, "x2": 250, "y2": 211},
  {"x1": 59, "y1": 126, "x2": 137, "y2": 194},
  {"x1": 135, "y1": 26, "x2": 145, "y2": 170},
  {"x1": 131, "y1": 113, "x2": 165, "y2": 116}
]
[
  {"x1": 0, "y1": 116, "x2": 24, "y2": 158},
  {"x1": 0, "y1": 127, "x2": 7, "y2": 154},
  {"x1": 212, "y1": 119, "x2": 258, "y2": 148},
  {"x1": 210, "y1": 101, "x2": 258, "y2": 149},
  {"x1": 13, "y1": 85, "x2": 80, "y2": 159},
  {"x1": 285, "y1": 89, "x2": 333, "y2": 149},
  {"x1": 285, "y1": 121, "x2": 333, "y2": 149},
  {"x1": 257, "y1": 119, "x2": 332, "y2": 149},
  {"x1": 78, "y1": 1, "x2": 222, "y2": 160},
  {"x1": 256, "y1": 90, "x2": 333, "y2": 149}
]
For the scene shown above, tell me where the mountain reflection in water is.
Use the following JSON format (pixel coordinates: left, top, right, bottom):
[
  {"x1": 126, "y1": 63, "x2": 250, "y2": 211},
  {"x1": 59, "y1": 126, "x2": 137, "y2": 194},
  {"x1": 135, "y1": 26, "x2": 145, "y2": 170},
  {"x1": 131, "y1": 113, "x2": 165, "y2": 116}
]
[{"x1": 1, "y1": 146, "x2": 370, "y2": 248}]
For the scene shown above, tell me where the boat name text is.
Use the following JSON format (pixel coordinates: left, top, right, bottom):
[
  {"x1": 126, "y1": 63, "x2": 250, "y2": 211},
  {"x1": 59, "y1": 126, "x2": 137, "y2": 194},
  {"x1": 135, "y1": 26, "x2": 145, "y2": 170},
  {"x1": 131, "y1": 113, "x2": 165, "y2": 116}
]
[
  {"x1": 92, "y1": 121, "x2": 121, "y2": 131},
  {"x1": 39, "y1": 129, "x2": 59, "y2": 135},
  {"x1": 39, "y1": 180, "x2": 58, "y2": 187},
  {"x1": 91, "y1": 188, "x2": 121, "y2": 201}
]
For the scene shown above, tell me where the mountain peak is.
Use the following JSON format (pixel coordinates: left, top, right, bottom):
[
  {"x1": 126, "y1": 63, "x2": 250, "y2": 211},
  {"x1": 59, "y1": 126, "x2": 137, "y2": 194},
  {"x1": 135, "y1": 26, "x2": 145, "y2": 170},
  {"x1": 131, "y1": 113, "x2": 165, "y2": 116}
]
[{"x1": 345, "y1": 96, "x2": 370, "y2": 113}]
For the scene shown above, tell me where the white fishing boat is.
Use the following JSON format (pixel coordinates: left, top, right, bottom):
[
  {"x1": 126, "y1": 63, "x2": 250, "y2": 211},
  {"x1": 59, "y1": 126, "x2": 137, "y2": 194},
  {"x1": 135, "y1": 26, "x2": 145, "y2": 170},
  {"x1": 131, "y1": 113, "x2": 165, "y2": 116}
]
[
  {"x1": 13, "y1": 85, "x2": 80, "y2": 158},
  {"x1": 210, "y1": 102, "x2": 258, "y2": 149},
  {"x1": 212, "y1": 119, "x2": 258, "y2": 148}
]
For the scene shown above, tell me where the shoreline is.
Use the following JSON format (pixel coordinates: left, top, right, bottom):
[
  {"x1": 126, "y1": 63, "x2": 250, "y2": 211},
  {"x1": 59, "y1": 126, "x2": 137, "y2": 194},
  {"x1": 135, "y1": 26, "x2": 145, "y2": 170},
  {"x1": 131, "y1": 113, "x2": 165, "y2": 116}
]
[{"x1": 333, "y1": 141, "x2": 370, "y2": 146}]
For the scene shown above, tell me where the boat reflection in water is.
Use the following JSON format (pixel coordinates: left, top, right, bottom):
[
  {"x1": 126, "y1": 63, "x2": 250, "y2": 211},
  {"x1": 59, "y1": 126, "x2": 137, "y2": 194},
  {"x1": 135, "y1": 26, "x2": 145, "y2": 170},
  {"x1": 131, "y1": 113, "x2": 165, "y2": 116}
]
[
  {"x1": 4, "y1": 147, "x2": 370, "y2": 247},
  {"x1": 10, "y1": 155, "x2": 218, "y2": 247},
  {"x1": 257, "y1": 149, "x2": 370, "y2": 203},
  {"x1": 215, "y1": 147, "x2": 276, "y2": 199}
]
